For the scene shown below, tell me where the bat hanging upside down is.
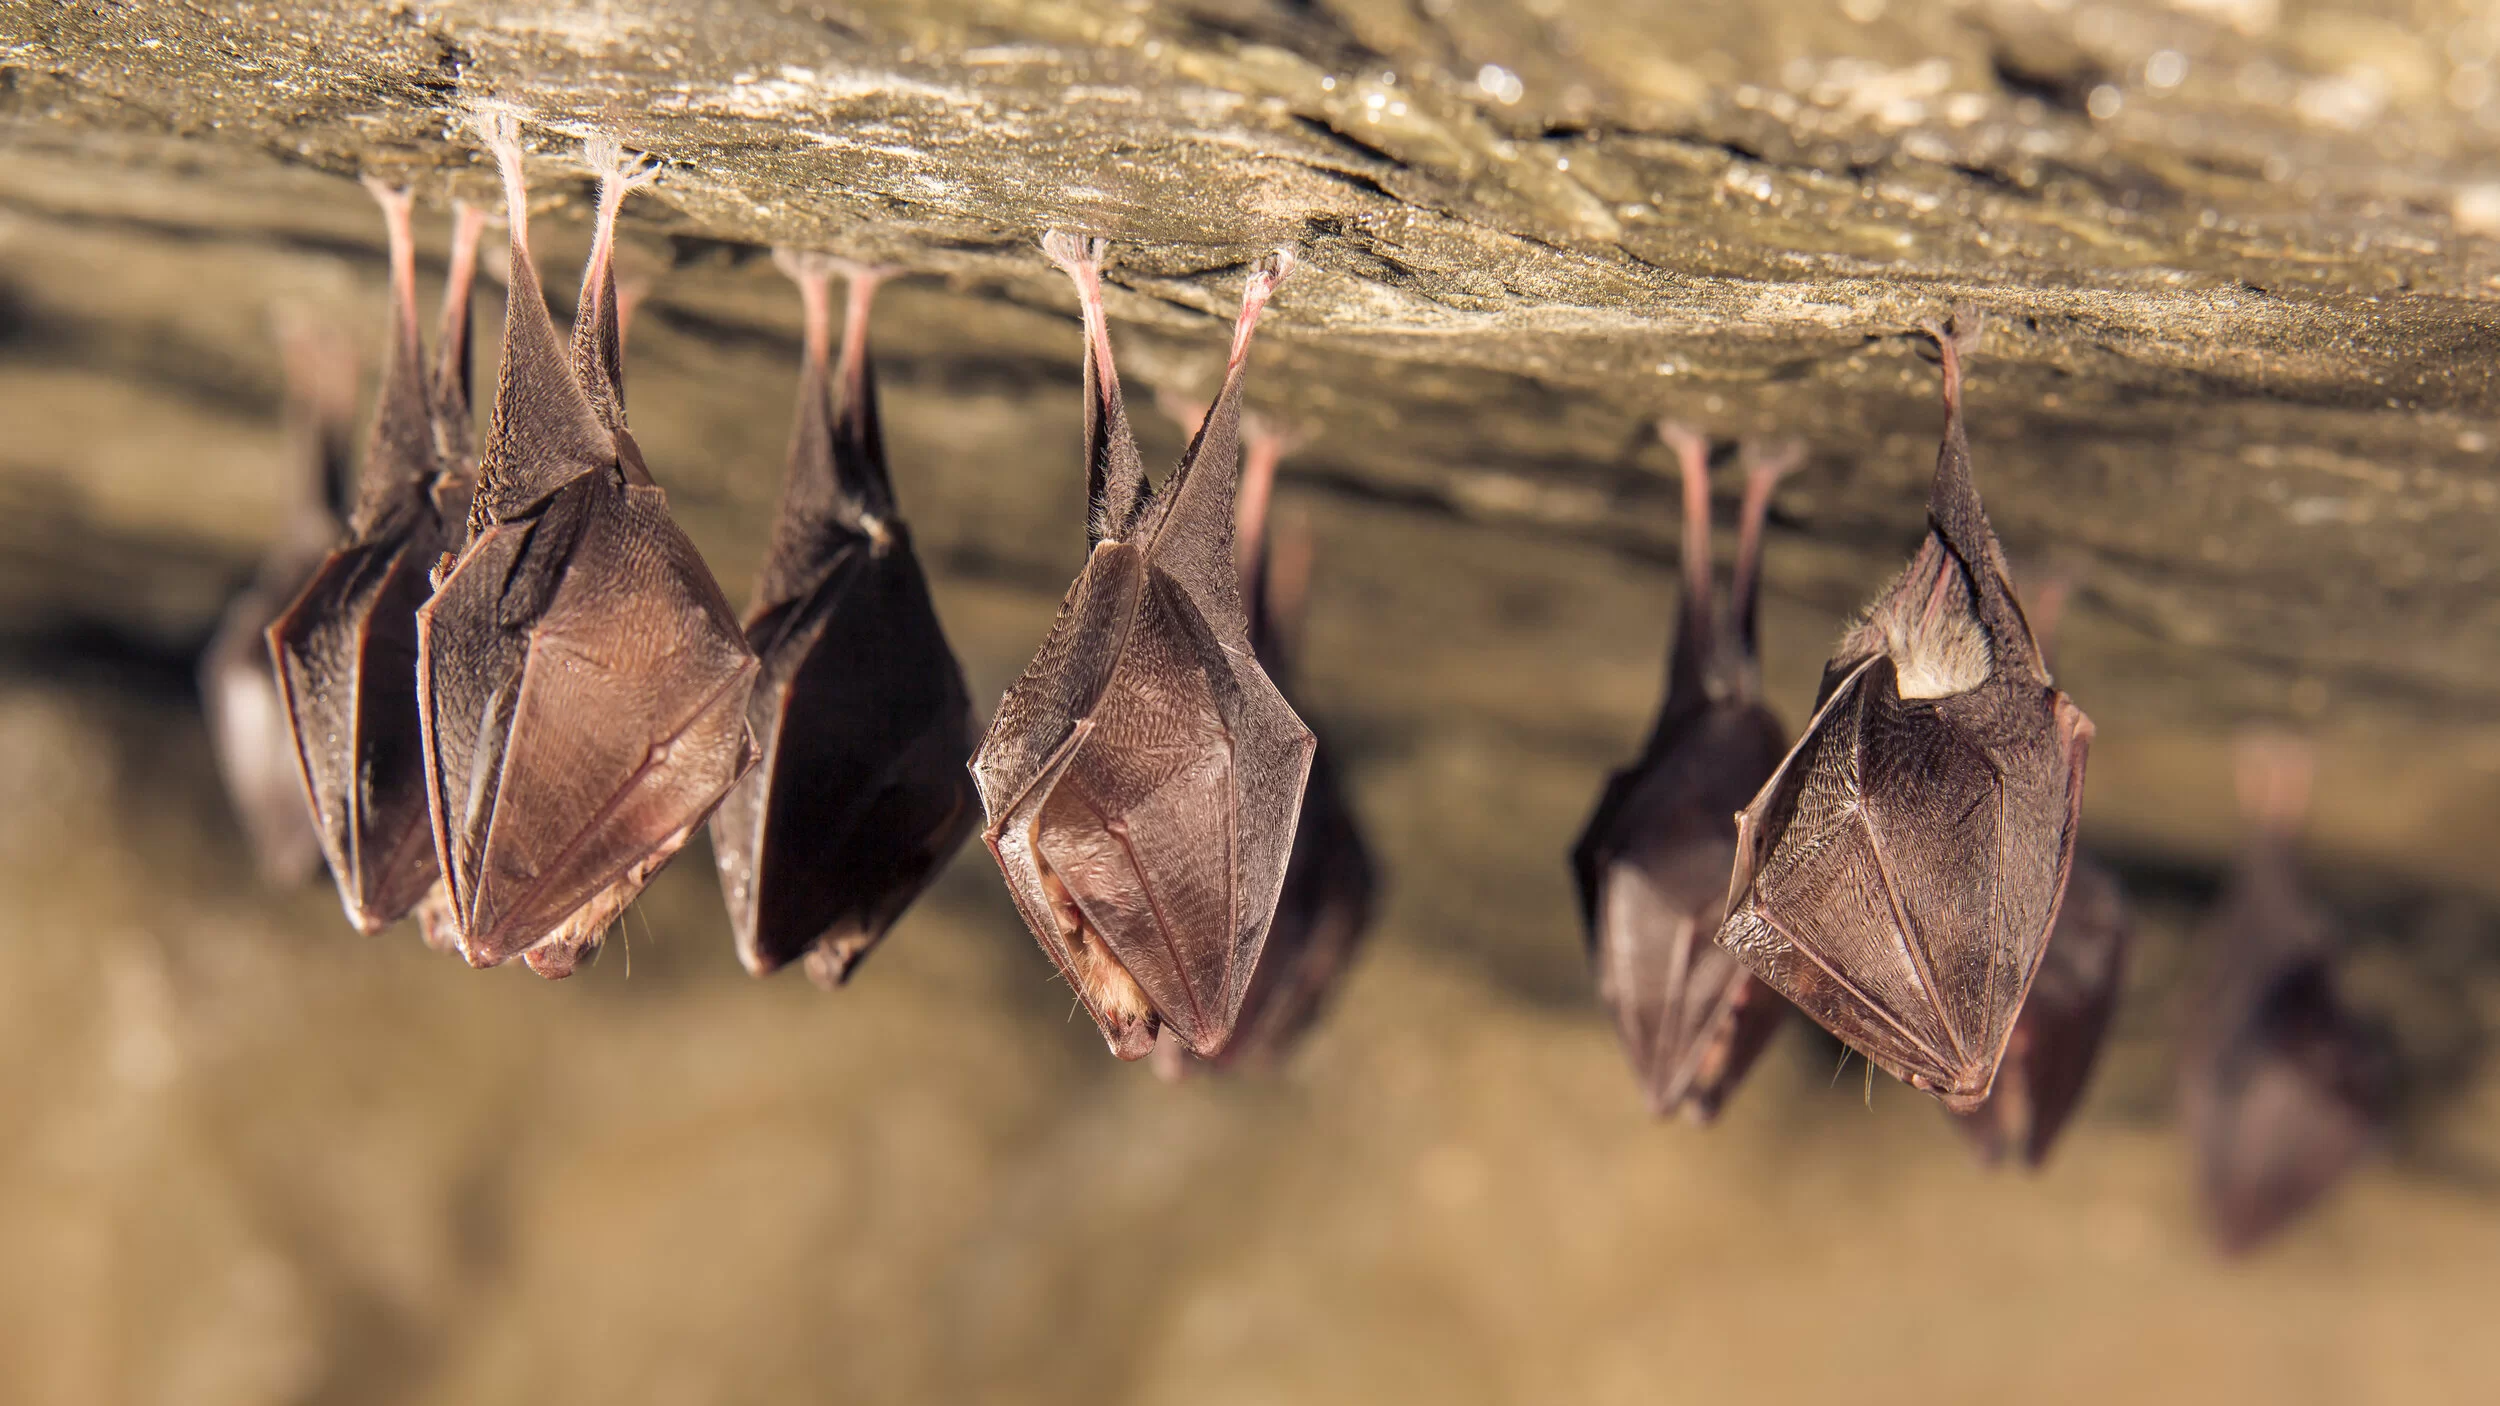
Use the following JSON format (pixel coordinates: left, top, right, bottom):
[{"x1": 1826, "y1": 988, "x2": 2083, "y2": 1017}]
[
  {"x1": 1714, "y1": 309, "x2": 2095, "y2": 1112},
  {"x1": 972, "y1": 235, "x2": 1315, "y2": 1061},
  {"x1": 1571, "y1": 425, "x2": 1799, "y2": 1123},
  {"x1": 267, "y1": 179, "x2": 486, "y2": 939},
  {"x1": 416, "y1": 109, "x2": 759, "y2": 979}
]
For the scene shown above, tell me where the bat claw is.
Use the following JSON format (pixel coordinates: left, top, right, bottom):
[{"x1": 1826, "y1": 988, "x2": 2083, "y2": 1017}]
[
  {"x1": 580, "y1": 134, "x2": 662, "y2": 192},
  {"x1": 464, "y1": 101, "x2": 528, "y2": 164},
  {"x1": 1040, "y1": 229, "x2": 1108, "y2": 279}
]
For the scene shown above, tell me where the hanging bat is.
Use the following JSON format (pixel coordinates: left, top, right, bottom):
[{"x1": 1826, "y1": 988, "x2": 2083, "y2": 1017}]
[
  {"x1": 1570, "y1": 426, "x2": 1799, "y2": 1121},
  {"x1": 417, "y1": 113, "x2": 758, "y2": 979},
  {"x1": 2181, "y1": 735, "x2": 2393, "y2": 1255},
  {"x1": 707, "y1": 251, "x2": 977, "y2": 987},
  {"x1": 267, "y1": 181, "x2": 484, "y2": 936},
  {"x1": 201, "y1": 316, "x2": 357, "y2": 887},
  {"x1": 971, "y1": 234, "x2": 1313, "y2": 1061},
  {"x1": 1715, "y1": 309, "x2": 2094, "y2": 1112},
  {"x1": 1149, "y1": 405, "x2": 1377, "y2": 1079},
  {"x1": 1951, "y1": 567, "x2": 2132, "y2": 1166}
]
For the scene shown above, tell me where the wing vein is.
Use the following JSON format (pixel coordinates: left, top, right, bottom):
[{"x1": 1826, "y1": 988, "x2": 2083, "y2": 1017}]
[
  {"x1": 1755, "y1": 902, "x2": 1954, "y2": 1074},
  {"x1": 1861, "y1": 812, "x2": 1969, "y2": 1067}
]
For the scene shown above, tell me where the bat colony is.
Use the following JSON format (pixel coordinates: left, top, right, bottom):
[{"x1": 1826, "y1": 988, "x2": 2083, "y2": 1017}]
[{"x1": 198, "y1": 111, "x2": 2381, "y2": 1253}]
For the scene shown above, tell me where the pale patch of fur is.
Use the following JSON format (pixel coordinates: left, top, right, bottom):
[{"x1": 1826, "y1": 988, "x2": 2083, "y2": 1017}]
[{"x1": 1850, "y1": 549, "x2": 1992, "y2": 700}]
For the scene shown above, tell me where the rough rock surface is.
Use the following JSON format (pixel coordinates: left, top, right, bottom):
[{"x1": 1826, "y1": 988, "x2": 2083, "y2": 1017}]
[{"x1": 2, "y1": 2, "x2": 2498, "y2": 1401}]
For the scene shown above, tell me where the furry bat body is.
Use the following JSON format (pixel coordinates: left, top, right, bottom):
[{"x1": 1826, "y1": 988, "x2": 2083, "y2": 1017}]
[
  {"x1": 972, "y1": 236, "x2": 1313, "y2": 1061},
  {"x1": 1571, "y1": 427, "x2": 1797, "y2": 1121},
  {"x1": 708, "y1": 253, "x2": 977, "y2": 986},
  {"x1": 1716, "y1": 312, "x2": 2094, "y2": 1112},
  {"x1": 417, "y1": 114, "x2": 757, "y2": 978}
]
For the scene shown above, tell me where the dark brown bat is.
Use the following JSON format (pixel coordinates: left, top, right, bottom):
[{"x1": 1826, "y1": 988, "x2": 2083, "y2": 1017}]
[
  {"x1": 1716, "y1": 310, "x2": 2094, "y2": 1112},
  {"x1": 971, "y1": 234, "x2": 1313, "y2": 1061},
  {"x1": 707, "y1": 251, "x2": 977, "y2": 986},
  {"x1": 267, "y1": 181, "x2": 484, "y2": 936},
  {"x1": 417, "y1": 114, "x2": 758, "y2": 979},
  {"x1": 1952, "y1": 568, "x2": 2131, "y2": 1165},
  {"x1": 1150, "y1": 408, "x2": 1377, "y2": 1079},
  {"x1": 1570, "y1": 426, "x2": 1799, "y2": 1121},
  {"x1": 202, "y1": 319, "x2": 356, "y2": 886},
  {"x1": 2182, "y1": 736, "x2": 2393, "y2": 1255}
]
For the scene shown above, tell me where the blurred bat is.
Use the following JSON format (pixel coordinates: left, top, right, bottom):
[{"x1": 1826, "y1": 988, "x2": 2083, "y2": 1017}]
[
  {"x1": 1952, "y1": 567, "x2": 2131, "y2": 1166},
  {"x1": 203, "y1": 317, "x2": 356, "y2": 887},
  {"x1": 1716, "y1": 309, "x2": 2094, "y2": 1112},
  {"x1": 1149, "y1": 405, "x2": 1376, "y2": 1078},
  {"x1": 417, "y1": 113, "x2": 757, "y2": 979},
  {"x1": 268, "y1": 181, "x2": 482, "y2": 936},
  {"x1": 1570, "y1": 427, "x2": 1798, "y2": 1121},
  {"x1": 708, "y1": 251, "x2": 977, "y2": 987},
  {"x1": 971, "y1": 234, "x2": 1313, "y2": 1060},
  {"x1": 2182, "y1": 735, "x2": 2394, "y2": 1254}
]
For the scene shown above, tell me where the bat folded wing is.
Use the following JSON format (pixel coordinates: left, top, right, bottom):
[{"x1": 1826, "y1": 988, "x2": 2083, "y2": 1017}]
[
  {"x1": 714, "y1": 543, "x2": 976, "y2": 980},
  {"x1": 269, "y1": 534, "x2": 442, "y2": 932},
  {"x1": 421, "y1": 475, "x2": 758, "y2": 965},
  {"x1": 1720, "y1": 655, "x2": 2085, "y2": 1109}
]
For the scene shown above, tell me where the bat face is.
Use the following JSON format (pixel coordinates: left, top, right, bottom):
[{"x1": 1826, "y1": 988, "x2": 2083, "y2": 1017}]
[
  {"x1": 2182, "y1": 739, "x2": 2393, "y2": 1254},
  {"x1": 972, "y1": 235, "x2": 1314, "y2": 1061},
  {"x1": 1716, "y1": 312, "x2": 2094, "y2": 1113},
  {"x1": 1953, "y1": 851, "x2": 2129, "y2": 1164},
  {"x1": 416, "y1": 112, "x2": 758, "y2": 975},
  {"x1": 1573, "y1": 430, "x2": 1799, "y2": 1121},
  {"x1": 267, "y1": 180, "x2": 476, "y2": 935},
  {"x1": 710, "y1": 254, "x2": 977, "y2": 985}
]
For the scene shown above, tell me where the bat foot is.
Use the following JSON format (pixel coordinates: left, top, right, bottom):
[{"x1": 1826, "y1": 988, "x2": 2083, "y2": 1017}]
[
  {"x1": 580, "y1": 135, "x2": 662, "y2": 194},
  {"x1": 1039, "y1": 229, "x2": 1108, "y2": 280},
  {"x1": 464, "y1": 101, "x2": 528, "y2": 167}
]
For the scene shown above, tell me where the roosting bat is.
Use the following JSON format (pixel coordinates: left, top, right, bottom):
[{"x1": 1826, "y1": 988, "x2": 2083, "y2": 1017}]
[
  {"x1": 1570, "y1": 426, "x2": 1798, "y2": 1121},
  {"x1": 201, "y1": 319, "x2": 357, "y2": 886},
  {"x1": 1715, "y1": 310, "x2": 2094, "y2": 1112},
  {"x1": 707, "y1": 251, "x2": 977, "y2": 987},
  {"x1": 417, "y1": 114, "x2": 758, "y2": 979},
  {"x1": 1951, "y1": 568, "x2": 2131, "y2": 1166},
  {"x1": 1149, "y1": 406, "x2": 1376, "y2": 1079},
  {"x1": 267, "y1": 181, "x2": 486, "y2": 936},
  {"x1": 971, "y1": 235, "x2": 1314, "y2": 1061},
  {"x1": 2182, "y1": 736, "x2": 2393, "y2": 1255}
]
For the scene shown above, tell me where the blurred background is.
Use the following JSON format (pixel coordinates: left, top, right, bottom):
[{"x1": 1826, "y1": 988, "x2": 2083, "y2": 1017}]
[{"x1": 5, "y1": 0, "x2": 2500, "y2": 1401}]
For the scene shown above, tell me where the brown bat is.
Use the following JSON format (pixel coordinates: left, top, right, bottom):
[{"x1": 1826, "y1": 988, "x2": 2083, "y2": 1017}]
[
  {"x1": 416, "y1": 113, "x2": 758, "y2": 979},
  {"x1": 707, "y1": 251, "x2": 977, "y2": 986},
  {"x1": 2182, "y1": 736, "x2": 2393, "y2": 1255},
  {"x1": 971, "y1": 234, "x2": 1313, "y2": 1061},
  {"x1": 1150, "y1": 408, "x2": 1377, "y2": 1079},
  {"x1": 1570, "y1": 426, "x2": 1799, "y2": 1121},
  {"x1": 1715, "y1": 309, "x2": 2094, "y2": 1112},
  {"x1": 1952, "y1": 568, "x2": 2131, "y2": 1165},
  {"x1": 201, "y1": 318, "x2": 357, "y2": 886},
  {"x1": 267, "y1": 181, "x2": 485, "y2": 936}
]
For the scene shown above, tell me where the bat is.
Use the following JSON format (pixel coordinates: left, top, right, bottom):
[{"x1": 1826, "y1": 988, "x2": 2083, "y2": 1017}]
[
  {"x1": 971, "y1": 234, "x2": 1314, "y2": 1061},
  {"x1": 267, "y1": 180, "x2": 484, "y2": 936},
  {"x1": 416, "y1": 112, "x2": 758, "y2": 979},
  {"x1": 1570, "y1": 426, "x2": 1799, "y2": 1121},
  {"x1": 1952, "y1": 567, "x2": 2131, "y2": 1166},
  {"x1": 1148, "y1": 406, "x2": 1377, "y2": 1079},
  {"x1": 707, "y1": 251, "x2": 978, "y2": 987},
  {"x1": 1715, "y1": 309, "x2": 2095, "y2": 1112},
  {"x1": 2182, "y1": 735, "x2": 2393, "y2": 1255},
  {"x1": 201, "y1": 317, "x2": 357, "y2": 886}
]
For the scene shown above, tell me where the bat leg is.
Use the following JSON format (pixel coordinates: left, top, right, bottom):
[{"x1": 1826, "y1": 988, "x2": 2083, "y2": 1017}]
[
  {"x1": 571, "y1": 134, "x2": 661, "y2": 430},
  {"x1": 359, "y1": 178, "x2": 424, "y2": 380},
  {"x1": 1918, "y1": 305, "x2": 1985, "y2": 418},
  {"x1": 431, "y1": 199, "x2": 491, "y2": 476},
  {"x1": 1041, "y1": 230, "x2": 1121, "y2": 398},
  {"x1": 1732, "y1": 438, "x2": 1802, "y2": 636}
]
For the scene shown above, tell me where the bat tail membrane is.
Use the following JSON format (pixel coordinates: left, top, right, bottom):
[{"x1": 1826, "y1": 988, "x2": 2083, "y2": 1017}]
[
  {"x1": 465, "y1": 106, "x2": 616, "y2": 530},
  {"x1": 1041, "y1": 231, "x2": 1147, "y2": 547},
  {"x1": 430, "y1": 199, "x2": 490, "y2": 501},
  {"x1": 571, "y1": 135, "x2": 661, "y2": 438}
]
